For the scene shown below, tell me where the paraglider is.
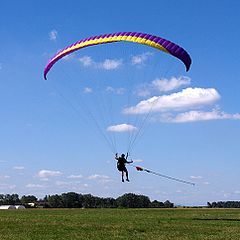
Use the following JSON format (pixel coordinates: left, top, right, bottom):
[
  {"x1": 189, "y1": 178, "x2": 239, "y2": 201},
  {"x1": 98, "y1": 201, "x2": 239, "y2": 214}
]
[
  {"x1": 43, "y1": 31, "x2": 193, "y2": 185},
  {"x1": 44, "y1": 31, "x2": 191, "y2": 80},
  {"x1": 115, "y1": 152, "x2": 133, "y2": 182}
]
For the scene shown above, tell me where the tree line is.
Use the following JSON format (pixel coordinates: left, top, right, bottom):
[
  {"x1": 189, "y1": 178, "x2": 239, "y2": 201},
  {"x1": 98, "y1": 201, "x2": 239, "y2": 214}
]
[
  {"x1": 0, "y1": 193, "x2": 174, "y2": 208},
  {"x1": 2, "y1": 194, "x2": 240, "y2": 208},
  {"x1": 207, "y1": 201, "x2": 240, "y2": 208}
]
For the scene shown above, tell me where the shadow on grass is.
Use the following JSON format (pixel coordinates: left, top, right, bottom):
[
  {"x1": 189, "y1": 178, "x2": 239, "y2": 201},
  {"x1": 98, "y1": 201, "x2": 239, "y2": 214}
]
[{"x1": 193, "y1": 218, "x2": 240, "y2": 221}]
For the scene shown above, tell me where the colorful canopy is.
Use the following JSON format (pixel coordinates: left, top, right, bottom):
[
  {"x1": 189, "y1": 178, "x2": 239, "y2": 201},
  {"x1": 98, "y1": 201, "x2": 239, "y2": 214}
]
[{"x1": 44, "y1": 32, "x2": 192, "y2": 79}]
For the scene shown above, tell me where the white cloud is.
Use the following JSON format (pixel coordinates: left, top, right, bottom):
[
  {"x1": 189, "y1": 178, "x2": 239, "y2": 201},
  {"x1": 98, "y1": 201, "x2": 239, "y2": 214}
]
[
  {"x1": 83, "y1": 87, "x2": 93, "y2": 93},
  {"x1": 0, "y1": 183, "x2": 16, "y2": 190},
  {"x1": 67, "y1": 174, "x2": 83, "y2": 179},
  {"x1": 26, "y1": 183, "x2": 44, "y2": 188},
  {"x1": 55, "y1": 181, "x2": 89, "y2": 190},
  {"x1": 99, "y1": 59, "x2": 122, "y2": 70},
  {"x1": 190, "y1": 176, "x2": 203, "y2": 179},
  {"x1": 78, "y1": 56, "x2": 122, "y2": 70},
  {"x1": 55, "y1": 181, "x2": 74, "y2": 186},
  {"x1": 88, "y1": 174, "x2": 112, "y2": 184},
  {"x1": 13, "y1": 166, "x2": 25, "y2": 170},
  {"x1": 49, "y1": 30, "x2": 58, "y2": 41},
  {"x1": 203, "y1": 182, "x2": 210, "y2": 185},
  {"x1": 106, "y1": 86, "x2": 125, "y2": 95},
  {"x1": 163, "y1": 109, "x2": 240, "y2": 123},
  {"x1": 0, "y1": 175, "x2": 10, "y2": 179},
  {"x1": 37, "y1": 169, "x2": 62, "y2": 178},
  {"x1": 131, "y1": 52, "x2": 153, "y2": 65},
  {"x1": 88, "y1": 174, "x2": 110, "y2": 180},
  {"x1": 106, "y1": 86, "x2": 114, "y2": 92},
  {"x1": 152, "y1": 76, "x2": 191, "y2": 92},
  {"x1": 135, "y1": 87, "x2": 151, "y2": 97},
  {"x1": 79, "y1": 56, "x2": 94, "y2": 67},
  {"x1": 116, "y1": 88, "x2": 125, "y2": 94},
  {"x1": 124, "y1": 88, "x2": 220, "y2": 114},
  {"x1": 135, "y1": 76, "x2": 191, "y2": 97},
  {"x1": 107, "y1": 123, "x2": 137, "y2": 132}
]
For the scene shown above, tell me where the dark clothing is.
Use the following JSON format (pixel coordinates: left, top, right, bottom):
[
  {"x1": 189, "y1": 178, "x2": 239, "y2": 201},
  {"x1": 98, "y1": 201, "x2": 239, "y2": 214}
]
[
  {"x1": 115, "y1": 153, "x2": 132, "y2": 182},
  {"x1": 116, "y1": 156, "x2": 128, "y2": 172}
]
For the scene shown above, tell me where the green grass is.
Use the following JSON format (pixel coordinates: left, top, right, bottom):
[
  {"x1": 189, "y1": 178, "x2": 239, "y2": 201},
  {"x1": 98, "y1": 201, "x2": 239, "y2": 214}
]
[{"x1": 0, "y1": 208, "x2": 240, "y2": 239}]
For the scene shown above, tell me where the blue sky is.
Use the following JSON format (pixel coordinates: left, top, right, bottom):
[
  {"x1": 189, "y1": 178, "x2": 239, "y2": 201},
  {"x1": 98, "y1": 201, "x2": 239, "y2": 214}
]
[{"x1": 0, "y1": 0, "x2": 240, "y2": 205}]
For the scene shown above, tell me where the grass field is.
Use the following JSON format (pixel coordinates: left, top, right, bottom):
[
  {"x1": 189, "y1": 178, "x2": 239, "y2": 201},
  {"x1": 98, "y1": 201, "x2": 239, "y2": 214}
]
[{"x1": 0, "y1": 208, "x2": 240, "y2": 240}]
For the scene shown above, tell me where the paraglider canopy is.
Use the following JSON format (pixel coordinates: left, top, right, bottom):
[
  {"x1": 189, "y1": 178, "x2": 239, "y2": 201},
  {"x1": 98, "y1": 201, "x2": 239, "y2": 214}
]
[{"x1": 44, "y1": 32, "x2": 191, "y2": 80}]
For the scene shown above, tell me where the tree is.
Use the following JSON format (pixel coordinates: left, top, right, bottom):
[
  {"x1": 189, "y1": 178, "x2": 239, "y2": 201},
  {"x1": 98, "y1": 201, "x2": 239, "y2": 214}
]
[
  {"x1": 81, "y1": 194, "x2": 95, "y2": 208},
  {"x1": 2, "y1": 194, "x2": 20, "y2": 205},
  {"x1": 47, "y1": 194, "x2": 63, "y2": 208},
  {"x1": 163, "y1": 200, "x2": 174, "y2": 208},
  {"x1": 207, "y1": 201, "x2": 240, "y2": 208},
  {"x1": 102, "y1": 197, "x2": 117, "y2": 208},
  {"x1": 61, "y1": 192, "x2": 82, "y2": 208},
  {"x1": 21, "y1": 195, "x2": 37, "y2": 204},
  {"x1": 150, "y1": 200, "x2": 165, "y2": 208},
  {"x1": 0, "y1": 194, "x2": 5, "y2": 205},
  {"x1": 116, "y1": 193, "x2": 151, "y2": 208},
  {"x1": 207, "y1": 202, "x2": 212, "y2": 208}
]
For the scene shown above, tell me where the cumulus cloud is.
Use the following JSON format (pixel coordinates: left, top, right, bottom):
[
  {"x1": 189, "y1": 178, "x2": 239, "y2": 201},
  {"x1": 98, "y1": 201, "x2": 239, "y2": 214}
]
[
  {"x1": 67, "y1": 174, "x2": 83, "y2": 179},
  {"x1": 55, "y1": 181, "x2": 75, "y2": 186},
  {"x1": 152, "y1": 76, "x2": 191, "y2": 92},
  {"x1": 107, "y1": 123, "x2": 137, "y2": 132},
  {"x1": 78, "y1": 56, "x2": 122, "y2": 70},
  {"x1": 106, "y1": 86, "x2": 115, "y2": 92},
  {"x1": 190, "y1": 176, "x2": 203, "y2": 179},
  {"x1": 0, "y1": 175, "x2": 10, "y2": 179},
  {"x1": 135, "y1": 76, "x2": 191, "y2": 97},
  {"x1": 79, "y1": 56, "x2": 94, "y2": 67},
  {"x1": 0, "y1": 183, "x2": 16, "y2": 190},
  {"x1": 106, "y1": 86, "x2": 125, "y2": 95},
  {"x1": 55, "y1": 181, "x2": 89, "y2": 190},
  {"x1": 26, "y1": 183, "x2": 44, "y2": 188},
  {"x1": 37, "y1": 170, "x2": 62, "y2": 178},
  {"x1": 99, "y1": 59, "x2": 122, "y2": 70},
  {"x1": 203, "y1": 182, "x2": 210, "y2": 185},
  {"x1": 13, "y1": 166, "x2": 25, "y2": 170},
  {"x1": 49, "y1": 30, "x2": 58, "y2": 41},
  {"x1": 124, "y1": 88, "x2": 220, "y2": 114},
  {"x1": 88, "y1": 174, "x2": 110, "y2": 180},
  {"x1": 83, "y1": 87, "x2": 93, "y2": 93},
  {"x1": 131, "y1": 52, "x2": 153, "y2": 65},
  {"x1": 162, "y1": 109, "x2": 240, "y2": 123},
  {"x1": 88, "y1": 174, "x2": 112, "y2": 184},
  {"x1": 135, "y1": 87, "x2": 151, "y2": 97}
]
